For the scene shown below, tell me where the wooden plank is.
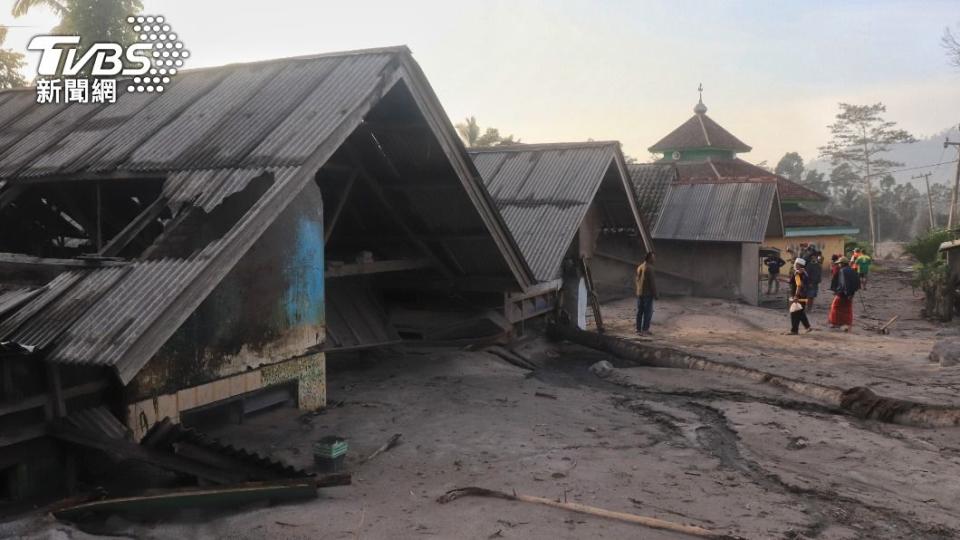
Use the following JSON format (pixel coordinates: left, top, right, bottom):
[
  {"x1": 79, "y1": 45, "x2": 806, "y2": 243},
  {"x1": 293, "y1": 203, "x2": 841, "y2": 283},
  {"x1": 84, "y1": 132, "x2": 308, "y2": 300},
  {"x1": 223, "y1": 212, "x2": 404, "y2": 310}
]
[
  {"x1": 48, "y1": 423, "x2": 243, "y2": 485},
  {"x1": 99, "y1": 196, "x2": 169, "y2": 257},
  {"x1": 53, "y1": 480, "x2": 317, "y2": 519},
  {"x1": 46, "y1": 363, "x2": 66, "y2": 419},
  {"x1": 325, "y1": 258, "x2": 433, "y2": 278},
  {"x1": 344, "y1": 142, "x2": 454, "y2": 280},
  {"x1": 323, "y1": 170, "x2": 358, "y2": 242}
]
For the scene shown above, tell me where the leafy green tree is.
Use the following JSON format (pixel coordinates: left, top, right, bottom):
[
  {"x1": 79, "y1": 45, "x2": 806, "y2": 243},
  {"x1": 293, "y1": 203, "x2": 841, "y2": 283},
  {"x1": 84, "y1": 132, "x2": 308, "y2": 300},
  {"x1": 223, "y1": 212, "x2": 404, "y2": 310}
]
[
  {"x1": 818, "y1": 102, "x2": 916, "y2": 253},
  {"x1": 774, "y1": 152, "x2": 804, "y2": 182},
  {"x1": 0, "y1": 27, "x2": 26, "y2": 89},
  {"x1": 13, "y1": 0, "x2": 143, "y2": 75}
]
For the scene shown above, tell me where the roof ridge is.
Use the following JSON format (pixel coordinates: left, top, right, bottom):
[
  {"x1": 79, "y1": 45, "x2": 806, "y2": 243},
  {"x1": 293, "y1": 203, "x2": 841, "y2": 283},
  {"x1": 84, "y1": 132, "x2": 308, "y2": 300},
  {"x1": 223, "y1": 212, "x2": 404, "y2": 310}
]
[
  {"x1": 468, "y1": 141, "x2": 620, "y2": 153},
  {"x1": 0, "y1": 45, "x2": 414, "y2": 95}
]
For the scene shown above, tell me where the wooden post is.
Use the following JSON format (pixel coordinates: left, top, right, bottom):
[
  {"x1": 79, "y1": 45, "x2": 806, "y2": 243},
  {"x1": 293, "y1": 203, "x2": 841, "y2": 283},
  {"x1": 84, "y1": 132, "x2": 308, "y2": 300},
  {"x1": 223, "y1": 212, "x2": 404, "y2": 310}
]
[
  {"x1": 913, "y1": 173, "x2": 935, "y2": 229},
  {"x1": 945, "y1": 135, "x2": 960, "y2": 230}
]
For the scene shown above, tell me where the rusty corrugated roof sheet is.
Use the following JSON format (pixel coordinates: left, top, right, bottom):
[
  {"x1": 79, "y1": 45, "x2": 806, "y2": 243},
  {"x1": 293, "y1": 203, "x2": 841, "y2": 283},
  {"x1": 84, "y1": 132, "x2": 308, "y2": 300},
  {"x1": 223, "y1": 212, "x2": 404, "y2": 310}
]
[
  {"x1": 470, "y1": 142, "x2": 621, "y2": 282},
  {"x1": 654, "y1": 182, "x2": 777, "y2": 243}
]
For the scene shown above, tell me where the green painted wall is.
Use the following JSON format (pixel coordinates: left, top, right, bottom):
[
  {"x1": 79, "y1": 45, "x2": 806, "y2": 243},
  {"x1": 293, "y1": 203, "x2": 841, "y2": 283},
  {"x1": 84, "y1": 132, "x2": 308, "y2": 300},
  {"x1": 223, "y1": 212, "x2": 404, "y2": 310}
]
[{"x1": 658, "y1": 148, "x2": 735, "y2": 162}]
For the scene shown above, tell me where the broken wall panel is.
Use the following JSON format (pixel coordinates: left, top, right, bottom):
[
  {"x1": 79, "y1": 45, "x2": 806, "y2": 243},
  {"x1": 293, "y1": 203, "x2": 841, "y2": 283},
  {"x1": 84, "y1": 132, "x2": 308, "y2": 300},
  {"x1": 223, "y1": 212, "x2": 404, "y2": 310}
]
[{"x1": 126, "y1": 180, "x2": 325, "y2": 401}]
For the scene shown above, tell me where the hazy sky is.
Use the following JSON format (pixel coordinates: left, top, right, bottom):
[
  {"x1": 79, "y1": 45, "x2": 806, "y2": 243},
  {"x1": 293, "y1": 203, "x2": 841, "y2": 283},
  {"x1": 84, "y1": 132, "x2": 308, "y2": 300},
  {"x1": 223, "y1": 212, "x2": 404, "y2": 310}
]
[{"x1": 2, "y1": 0, "x2": 958, "y2": 167}]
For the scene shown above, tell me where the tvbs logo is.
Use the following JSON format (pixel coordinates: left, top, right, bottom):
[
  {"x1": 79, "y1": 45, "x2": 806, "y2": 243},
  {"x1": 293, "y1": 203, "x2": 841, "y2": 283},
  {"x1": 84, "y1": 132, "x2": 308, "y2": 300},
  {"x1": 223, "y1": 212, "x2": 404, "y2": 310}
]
[{"x1": 27, "y1": 15, "x2": 188, "y2": 104}]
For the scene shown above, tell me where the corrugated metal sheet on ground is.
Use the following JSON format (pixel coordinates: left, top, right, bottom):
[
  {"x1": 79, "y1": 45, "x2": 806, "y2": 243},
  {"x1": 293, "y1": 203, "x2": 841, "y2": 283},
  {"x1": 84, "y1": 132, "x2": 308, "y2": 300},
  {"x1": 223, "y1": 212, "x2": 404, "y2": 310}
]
[
  {"x1": 653, "y1": 182, "x2": 776, "y2": 243},
  {"x1": 62, "y1": 406, "x2": 130, "y2": 440},
  {"x1": 325, "y1": 278, "x2": 399, "y2": 350},
  {"x1": 470, "y1": 144, "x2": 615, "y2": 281}
]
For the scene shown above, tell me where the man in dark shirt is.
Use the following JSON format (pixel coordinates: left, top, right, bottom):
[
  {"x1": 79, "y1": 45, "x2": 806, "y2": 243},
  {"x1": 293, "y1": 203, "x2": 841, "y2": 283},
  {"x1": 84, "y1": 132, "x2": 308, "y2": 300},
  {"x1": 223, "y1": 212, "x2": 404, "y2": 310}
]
[{"x1": 763, "y1": 253, "x2": 786, "y2": 295}]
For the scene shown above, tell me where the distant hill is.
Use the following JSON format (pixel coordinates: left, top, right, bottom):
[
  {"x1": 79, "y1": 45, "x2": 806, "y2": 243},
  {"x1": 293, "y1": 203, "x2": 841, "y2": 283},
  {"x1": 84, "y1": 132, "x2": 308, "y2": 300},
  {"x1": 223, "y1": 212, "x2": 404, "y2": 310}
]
[{"x1": 807, "y1": 125, "x2": 960, "y2": 189}]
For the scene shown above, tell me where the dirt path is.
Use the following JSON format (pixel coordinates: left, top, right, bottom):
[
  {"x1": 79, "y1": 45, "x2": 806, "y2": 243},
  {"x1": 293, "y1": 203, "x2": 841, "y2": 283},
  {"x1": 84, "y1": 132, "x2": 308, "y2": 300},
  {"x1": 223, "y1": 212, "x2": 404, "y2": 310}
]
[
  {"x1": 8, "y1": 339, "x2": 960, "y2": 540},
  {"x1": 600, "y1": 265, "x2": 960, "y2": 406}
]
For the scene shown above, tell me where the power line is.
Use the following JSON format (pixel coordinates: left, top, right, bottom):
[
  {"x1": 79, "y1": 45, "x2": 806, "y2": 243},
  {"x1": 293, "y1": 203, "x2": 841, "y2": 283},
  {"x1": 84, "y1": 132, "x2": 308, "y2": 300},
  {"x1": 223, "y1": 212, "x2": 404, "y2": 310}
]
[{"x1": 863, "y1": 159, "x2": 960, "y2": 179}]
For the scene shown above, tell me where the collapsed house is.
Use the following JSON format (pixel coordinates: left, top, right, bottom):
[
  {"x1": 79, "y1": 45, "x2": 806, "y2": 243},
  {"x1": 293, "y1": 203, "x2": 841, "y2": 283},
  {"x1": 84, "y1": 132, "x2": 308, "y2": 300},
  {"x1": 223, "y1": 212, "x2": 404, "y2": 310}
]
[
  {"x1": 470, "y1": 142, "x2": 652, "y2": 327},
  {"x1": 0, "y1": 46, "x2": 537, "y2": 504}
]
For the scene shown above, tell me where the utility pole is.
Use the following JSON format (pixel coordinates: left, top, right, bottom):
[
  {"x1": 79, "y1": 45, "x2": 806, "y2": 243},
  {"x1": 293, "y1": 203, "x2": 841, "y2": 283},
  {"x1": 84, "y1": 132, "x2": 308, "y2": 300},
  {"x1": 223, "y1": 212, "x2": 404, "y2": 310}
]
[
  {"x1": 912, "y1": 172, "x2": 935, "y2": 229},
  {"x1": 945, "y1": 127, "x2": 960, "y2": 230}
]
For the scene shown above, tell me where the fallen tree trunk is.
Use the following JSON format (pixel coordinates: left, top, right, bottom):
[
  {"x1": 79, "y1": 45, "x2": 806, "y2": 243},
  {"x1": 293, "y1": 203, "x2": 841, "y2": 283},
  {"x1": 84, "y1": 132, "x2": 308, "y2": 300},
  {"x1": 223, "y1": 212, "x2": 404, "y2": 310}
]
[
  {"x1": 547, "y1": 323, "x2": 960, "y2": 428},
  {"x1": 437, "y1": 486, "x2": 738, "y2": 539}
]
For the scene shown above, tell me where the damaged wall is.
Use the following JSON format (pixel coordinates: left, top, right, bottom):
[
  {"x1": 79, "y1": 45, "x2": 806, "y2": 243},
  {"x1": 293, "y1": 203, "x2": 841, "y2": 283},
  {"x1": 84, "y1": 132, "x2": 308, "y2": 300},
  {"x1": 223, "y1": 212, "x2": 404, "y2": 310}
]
[
  {"x1": 127, "y1": 180, "x2": 326, "y2": 406},
  {"x1": 653, "y1": 240, "x2": 745, "y2": 301}
]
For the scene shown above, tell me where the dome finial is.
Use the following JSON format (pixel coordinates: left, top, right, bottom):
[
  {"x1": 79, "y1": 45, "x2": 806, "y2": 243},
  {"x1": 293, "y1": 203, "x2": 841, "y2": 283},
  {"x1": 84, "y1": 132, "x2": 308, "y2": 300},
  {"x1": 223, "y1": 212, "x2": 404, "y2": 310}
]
[{"x1": 694, "y1": 83, "x2": 707, "y2": 114}]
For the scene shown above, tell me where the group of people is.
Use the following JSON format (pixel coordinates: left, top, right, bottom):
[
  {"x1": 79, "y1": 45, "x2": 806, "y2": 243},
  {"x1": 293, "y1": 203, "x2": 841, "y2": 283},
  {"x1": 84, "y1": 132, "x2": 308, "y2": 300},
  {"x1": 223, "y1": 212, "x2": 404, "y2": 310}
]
[{"x1": 764, "y1": 246, "x2": 867, "y2": 335}]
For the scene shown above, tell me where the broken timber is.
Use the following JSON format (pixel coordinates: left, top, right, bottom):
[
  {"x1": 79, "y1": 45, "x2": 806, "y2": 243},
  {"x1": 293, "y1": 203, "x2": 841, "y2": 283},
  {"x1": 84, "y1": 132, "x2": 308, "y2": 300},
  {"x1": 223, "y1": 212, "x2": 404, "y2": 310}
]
[
  {"x1": 53, "y1": 479, "x2": 320, "y2": 521},
  {"x1": 437, "y1": 487, "x2": 735, "y2": 539},
  {"x1": 548, "y1": 322, "x2": 960, "y2": 428}
]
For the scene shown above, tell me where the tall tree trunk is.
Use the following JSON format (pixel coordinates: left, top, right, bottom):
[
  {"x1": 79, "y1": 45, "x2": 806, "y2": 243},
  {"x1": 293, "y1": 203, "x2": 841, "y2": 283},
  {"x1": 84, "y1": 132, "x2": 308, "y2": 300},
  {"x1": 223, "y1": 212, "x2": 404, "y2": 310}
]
[{"x1": 863, "y1": 136, "x2": 877, "y2": 255}]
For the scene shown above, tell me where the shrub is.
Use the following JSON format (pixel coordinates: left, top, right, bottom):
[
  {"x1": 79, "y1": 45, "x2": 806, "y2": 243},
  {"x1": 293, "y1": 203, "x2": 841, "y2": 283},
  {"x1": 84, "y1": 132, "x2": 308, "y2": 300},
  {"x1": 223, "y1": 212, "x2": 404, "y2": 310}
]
[{"x1": 905, "y1": 228, "x2": 953, "y2": 265}]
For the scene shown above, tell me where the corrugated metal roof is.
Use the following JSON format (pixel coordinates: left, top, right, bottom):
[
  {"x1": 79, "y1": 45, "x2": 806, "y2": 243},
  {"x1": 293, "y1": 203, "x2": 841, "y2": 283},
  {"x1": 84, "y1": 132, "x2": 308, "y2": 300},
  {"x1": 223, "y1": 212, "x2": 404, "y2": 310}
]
[
  {"x1": 654, "y1": 182, "x2": 777, "y2": 243},
  {"x1": 0, "y1": 51, "x2": 396, "y2": 180},
  {"x1": 0, "y1": 285, "x2": 41, "y2": 320},
  {"x1": 470, "y1": 143, "x2": 617, "y2": 281},
  {"x1": 0, "y1": 46, "x2": 535, "y2": 384},
  {"x1": 627, "y1": 163, "x2": 676, "y2": 227}
]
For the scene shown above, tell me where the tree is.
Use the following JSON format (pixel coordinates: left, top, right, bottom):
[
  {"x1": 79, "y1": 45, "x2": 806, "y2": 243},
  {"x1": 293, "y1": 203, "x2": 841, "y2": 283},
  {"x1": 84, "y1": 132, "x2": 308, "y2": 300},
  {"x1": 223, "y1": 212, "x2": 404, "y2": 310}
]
[
  {"x1": 800, "y1": 169, "x2": 829, "y2": 196},
  {"x1": 455, "y1": 116, "x2": 519, "y2": 148},
  {"x1": 775, "y1": 152, "x2": 805, "y2": 182},
  {"x1": 455, "y1": 116, "x2": 481, "y2": 147},
  {"x1": 0, "y1": 27, "x2": 26, "y2": 89},
  {"x1": 944, "y1": 24, "x2": 960, "y2": 69},
  {"x1": 818, "y1": 102, "x2": 916, "y2": 254},
  {"x1": 13, "y1": 0, "x2": 143, "y2": 75}
]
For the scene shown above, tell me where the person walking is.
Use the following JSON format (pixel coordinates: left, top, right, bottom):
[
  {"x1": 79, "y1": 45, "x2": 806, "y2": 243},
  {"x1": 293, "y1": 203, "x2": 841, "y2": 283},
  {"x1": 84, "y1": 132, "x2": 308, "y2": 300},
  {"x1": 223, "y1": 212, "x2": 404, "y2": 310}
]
[
  {"x1": 763, "y1": 253, "x2": 786, "y2": 295},
  {"x1": 805, "y1": 251, "x2": 823, "y2": 311},
  {"x1": 788, "y1": 258, "x2": 813, "y2": 335},
  {"x1": 828, "y1": 257, "x2": 861, "y2": 332},
  {"x1": 856, "y1": 251, "x2": 872, "y2": 290},
  {"x1": 635, "y1": 252, "x2": 658, "y2": 335},
  {"x1": 829, "y1": 254, "x2": 841, "y2": 292}
]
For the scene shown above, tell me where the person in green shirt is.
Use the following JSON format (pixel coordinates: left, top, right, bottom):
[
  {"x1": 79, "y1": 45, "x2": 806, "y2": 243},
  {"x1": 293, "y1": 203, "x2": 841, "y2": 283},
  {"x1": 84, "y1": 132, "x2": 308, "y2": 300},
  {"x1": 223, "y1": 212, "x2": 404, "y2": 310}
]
[{"x1": 856, "y1": 253, "x2": 872, "y2": 289}]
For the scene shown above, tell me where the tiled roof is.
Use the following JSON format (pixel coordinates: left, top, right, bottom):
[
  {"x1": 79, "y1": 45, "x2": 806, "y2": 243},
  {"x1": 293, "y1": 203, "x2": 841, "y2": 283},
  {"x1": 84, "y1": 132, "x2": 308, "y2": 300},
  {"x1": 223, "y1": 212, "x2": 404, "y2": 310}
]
[
  {"x1": 649, "y1": 112, "x2": 751, "y2": 153},
  {"x1": 626, "y1": 163, "x2": 677, "y2": 227},
  {"x1": 781, "y1": 207, "x2": 853, "y2": 229},
  {"x1": 674, "y1": 158, "x2": 827, "y2": 202}
]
